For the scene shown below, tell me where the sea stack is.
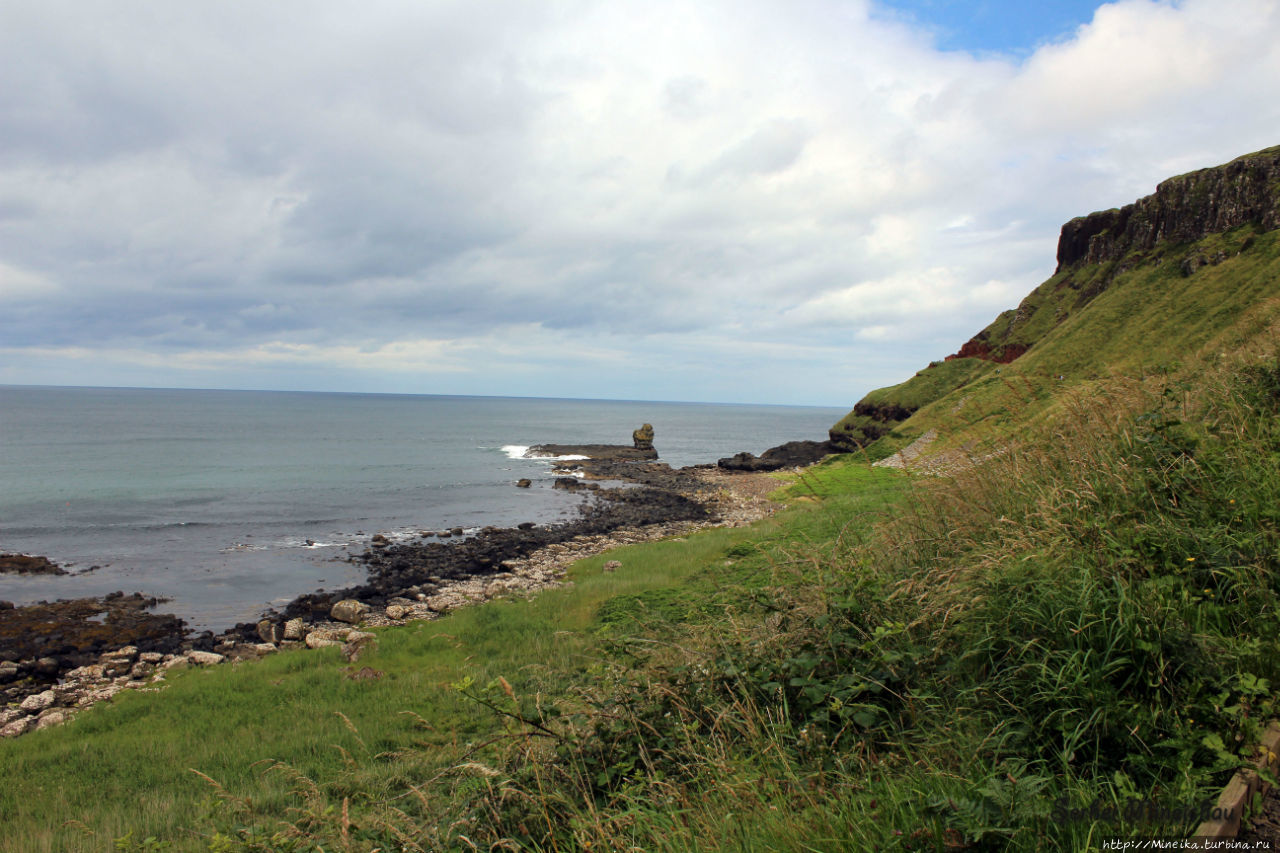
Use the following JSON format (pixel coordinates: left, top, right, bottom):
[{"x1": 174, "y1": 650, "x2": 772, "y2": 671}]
[{"x1": 632, "y1": 423, "x2": 654, "y2": 452}]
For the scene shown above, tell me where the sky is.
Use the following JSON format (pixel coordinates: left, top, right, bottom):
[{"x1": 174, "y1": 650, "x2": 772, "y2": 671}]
[{"x1": 1, "y1": 1, "x2": 1278, "y2": 407}]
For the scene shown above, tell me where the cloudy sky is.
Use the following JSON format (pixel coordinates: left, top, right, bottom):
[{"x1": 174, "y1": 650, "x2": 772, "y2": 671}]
[{"x1": 1, "y1": 0, "x2": 1277, "y2": 406}]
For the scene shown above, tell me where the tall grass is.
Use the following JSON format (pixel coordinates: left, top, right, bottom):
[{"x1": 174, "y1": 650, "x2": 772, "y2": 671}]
[{"x1": 387, "y1": 356, "x2": 1280, "y2": 851}]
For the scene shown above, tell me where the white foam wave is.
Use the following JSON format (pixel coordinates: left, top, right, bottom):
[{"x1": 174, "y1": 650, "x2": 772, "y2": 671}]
[{"x1": 504, "y1": 445, "x2": 590, "y2": 462}]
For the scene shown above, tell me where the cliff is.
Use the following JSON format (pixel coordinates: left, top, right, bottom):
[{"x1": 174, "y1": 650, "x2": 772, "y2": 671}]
[
  {"x1": 831, "y1": 144, "x2": 1280, "y2": 451},
  {"x1": 1055, "y1": 146, "x2": 1280, "y2": 270}
]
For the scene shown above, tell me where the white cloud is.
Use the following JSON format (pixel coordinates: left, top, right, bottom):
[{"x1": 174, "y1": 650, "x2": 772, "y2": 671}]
[{"x1": 0, "y1": 0, "x2": 1278, "y2": 404}]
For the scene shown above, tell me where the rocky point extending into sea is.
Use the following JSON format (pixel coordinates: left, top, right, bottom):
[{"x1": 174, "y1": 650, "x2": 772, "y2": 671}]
[{"x1": 0, "y1": 424, "x2": 837, "y2": 738}]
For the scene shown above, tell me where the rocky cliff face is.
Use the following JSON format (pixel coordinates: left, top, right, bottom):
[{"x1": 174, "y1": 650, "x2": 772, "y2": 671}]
[{"x1": 1055, "y1": 146, "x2": 1280, "y2": 271}]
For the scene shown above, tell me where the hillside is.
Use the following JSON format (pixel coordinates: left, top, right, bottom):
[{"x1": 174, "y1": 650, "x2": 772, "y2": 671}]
[{"x1": 831, "y1": 145, "x2": 1280, "y2": 453}]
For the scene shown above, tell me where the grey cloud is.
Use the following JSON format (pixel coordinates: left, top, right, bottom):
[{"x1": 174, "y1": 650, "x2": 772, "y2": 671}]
[
  {"x1": 687, "y1": 119, "x2": 811, "y2": 185},
  {"x1": 1, "y1": 0, "x2": 1279, "y2": 404}
]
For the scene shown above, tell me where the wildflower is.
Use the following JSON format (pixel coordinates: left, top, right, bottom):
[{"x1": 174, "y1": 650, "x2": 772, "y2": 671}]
[{"x1": 1187, "y1": 557, "x2": 1196, "y2": 562}]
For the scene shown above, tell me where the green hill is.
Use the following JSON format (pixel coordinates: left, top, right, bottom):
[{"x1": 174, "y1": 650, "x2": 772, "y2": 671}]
[{"x1": 831, "y1": 145, "x2": 1280, "y2": 454}]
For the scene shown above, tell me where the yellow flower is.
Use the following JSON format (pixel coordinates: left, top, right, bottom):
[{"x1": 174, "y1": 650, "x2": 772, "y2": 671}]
[{"x1": 1187, "y1": 557, "x2": 1196, "y2": 562}]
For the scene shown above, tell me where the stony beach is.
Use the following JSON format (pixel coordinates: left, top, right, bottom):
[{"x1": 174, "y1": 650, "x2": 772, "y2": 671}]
[{"x1": 0, "y1": 430, "x2": 808, "y2": 739}]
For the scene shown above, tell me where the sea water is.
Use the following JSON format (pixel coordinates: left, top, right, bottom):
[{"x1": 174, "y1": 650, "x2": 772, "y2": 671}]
[{"x1": 0, "y1": 386, "x2": 845, "y2": 630}]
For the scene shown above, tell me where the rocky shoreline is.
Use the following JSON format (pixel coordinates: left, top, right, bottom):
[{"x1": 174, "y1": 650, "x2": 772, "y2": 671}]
[{"x1": 0, "y1": 427, "x2": 829, "y2": 738}]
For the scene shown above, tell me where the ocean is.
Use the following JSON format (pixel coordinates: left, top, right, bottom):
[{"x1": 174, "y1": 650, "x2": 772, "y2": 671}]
[{"x1": 0, "y1": 386, "x2": 845, "y2": 630}]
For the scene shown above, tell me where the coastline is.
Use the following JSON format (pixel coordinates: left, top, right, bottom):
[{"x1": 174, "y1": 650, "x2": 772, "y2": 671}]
[{"x1": 0, "y1": 449, "x2": 797, "y2": 738}]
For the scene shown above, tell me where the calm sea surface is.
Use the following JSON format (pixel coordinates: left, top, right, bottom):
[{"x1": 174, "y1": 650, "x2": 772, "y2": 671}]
[{"x1": 0, "y1": 386, "x2": 845, "y2": 629}]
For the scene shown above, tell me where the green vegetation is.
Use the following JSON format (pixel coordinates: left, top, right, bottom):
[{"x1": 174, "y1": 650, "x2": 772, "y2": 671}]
[{"x1": 829, "y1": 357, "x2": 994, "y2": 450}]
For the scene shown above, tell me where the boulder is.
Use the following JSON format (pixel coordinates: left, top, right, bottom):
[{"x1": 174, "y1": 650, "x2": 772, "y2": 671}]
[
  {"x1": 36, "y1": 709, "x2": 68, "y2": 730},
  {"x1": 515, "y1": 478, "x2": 532, "y2": 488},
  {"x1": 1, "y1": 717, "x2": 33, "y2": 738},
  {"x1": 305, "y1": 632, "x2": 342, "y2": 649},
  {"x1": 20, "y1": 689, "x2": 55, "y2": 713},
  {"x1": 0, "y1": 661, "x2": 18, "y2": 683},
  {"x1": 330, "y1": 599, "x2": 369, "y2": 625},
  {"x1": 33, "y1": 657, "x2": 60, "y2": 677},
  {"x1": 186, "y1": 651, "x2": 225, "y2": 666},
  {"x1": 101, "y1": 658, "x2": 133, "y2": 678},
  {"x1": 65, "y1": 663, "x2": 105, "y2": 681},
  {"x1": 256, "y1": 619, "x2": 281, "y2": 644},
  {"x1": 385, "y1": 604, "x2": 407, "y2": 620},
  {"x1": 283, "y1": 617, "x2": 307, "y2": 640}
]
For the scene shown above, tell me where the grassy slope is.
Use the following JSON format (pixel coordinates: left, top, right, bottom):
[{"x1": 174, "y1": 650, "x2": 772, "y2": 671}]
[
  {"x1": 829, "y1": 357, "x2": 994, "y2": 451},
  {"x1": 0, "y1": 468, "x2": 906, "y2": 852},
  {"x1": 875, "y1": 225, "x2": 1280, "y2": 456}
]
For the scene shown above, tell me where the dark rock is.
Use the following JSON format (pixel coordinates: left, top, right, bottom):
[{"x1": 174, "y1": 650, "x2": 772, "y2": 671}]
[
  {"x1": 1055, "y1": 146, "x2": 1280, "y2": 271},
  {"x1": 33, "y1": 657, "x2": 60, "y2": 677},
  {"x1": 632, "y1": 423, "x2": 654, "y2": 451},
  {"x1": 0, "y1": 593, "x2": 188, "y2": 696},
  {"x1": 529, "y1": 426, "x2": 659, "y2": 461},
  {"x1": 256, "y1": 619, "x2": 280, "y2": 645},
  {"x1": 553, "y1": 477, "x2": 585, "y2": 490},
  {"x1": 0, "y1": 553, "x2": 67, "y2": 576},
  {"x1": 718, "y1": 440, "x2": 838, "y2": 472},
  {"x1": 515, "y1": 478, "x2": 532, "y2": 488}
]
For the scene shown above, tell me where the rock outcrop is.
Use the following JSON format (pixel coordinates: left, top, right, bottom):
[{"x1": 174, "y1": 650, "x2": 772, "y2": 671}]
[
  {"x1": 718, "y1": 440, "x2": 837, "y2": 472},
  {"x1": 632, "y1": 423, "x2": 654, "y2": 451},
  {"x1": 1055, "y1": 146, "x2": 1280, "y2": 271},
  {"x1": 0, "y1": 553, "x2": 67, "y2": 575},
  {"x1": 528, "y1": 425, "x2": 659, "y2": 461}
]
